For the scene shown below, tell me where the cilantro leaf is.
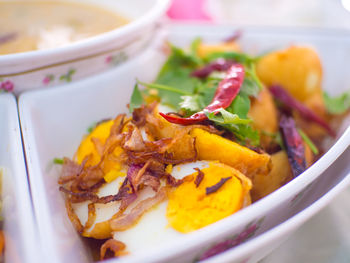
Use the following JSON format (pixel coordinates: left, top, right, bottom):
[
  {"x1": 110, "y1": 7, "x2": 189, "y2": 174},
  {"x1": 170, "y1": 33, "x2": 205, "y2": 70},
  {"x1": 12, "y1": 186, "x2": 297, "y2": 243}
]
[
  {"x1": 205, "y1": 51, "x2": 258, "y2": 65},
  {"x1": 323, "y1": 91, "x2": 350, "y2": 114},
  {"x1": 53, "y1": 158, "x2": 64, "y2": 165},
  {"x1": 129, "y1": 84, "x2": 144, "y2": 113},
  {"x1": 153, "y1": 45, "x2": 202, "y2": 109},
  {"x1": 204, "y1": 108, "x2": 259, "y2": 145},
  {"x1": 229, "y1": 94, "x2": 250, "y2": 119},
  {"x1": 179, "y1": 95, "x2": 201, "y2": 113}
]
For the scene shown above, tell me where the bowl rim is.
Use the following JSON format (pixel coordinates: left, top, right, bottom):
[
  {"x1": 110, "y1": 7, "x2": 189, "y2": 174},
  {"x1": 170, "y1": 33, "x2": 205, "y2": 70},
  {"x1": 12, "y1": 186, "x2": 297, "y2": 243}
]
[
  {"x1": 202, "y1": 156, "x2": 350, "y2": 263},
  {"x1": 0, "y1": 0, "x2": 170, "y2": 64},
  {"x1": 18, "y1": 25, "x2": 350, "y2": 263}
]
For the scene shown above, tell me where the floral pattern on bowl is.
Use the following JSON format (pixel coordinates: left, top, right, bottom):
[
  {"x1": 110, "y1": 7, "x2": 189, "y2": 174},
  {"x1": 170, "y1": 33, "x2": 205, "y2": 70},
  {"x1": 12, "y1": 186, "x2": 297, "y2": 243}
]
[
  {"x1": 1, "y1": 27, "x2": 163, "y2": 95},
  {"x1": 198, "y1": 217, "x2": 265, "y2": 261}
]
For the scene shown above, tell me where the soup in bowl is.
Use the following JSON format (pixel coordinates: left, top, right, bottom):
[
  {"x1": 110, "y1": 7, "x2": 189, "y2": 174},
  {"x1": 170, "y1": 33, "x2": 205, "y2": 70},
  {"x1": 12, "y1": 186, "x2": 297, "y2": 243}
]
[{"x1": 0, "y1": 0, "x2": 170, "y2": 94}]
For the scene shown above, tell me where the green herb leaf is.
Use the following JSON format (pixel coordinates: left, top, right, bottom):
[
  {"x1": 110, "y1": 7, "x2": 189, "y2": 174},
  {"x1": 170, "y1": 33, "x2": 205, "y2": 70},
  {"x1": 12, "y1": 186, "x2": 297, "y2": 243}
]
[
  {"x1": 229, "y1": 94, "x2": 250, "y2": 119},
  {"x1": 53, "y1": 158, "x2": 64, "y2": 165},
  {"x1": 87, "y1": 122, "x2": 96, "y2": 134},
  {"x1": 190, "y1": 37, "x2": 203, "y2": 65},
  {"x1": 298, "y1": 129, "x2": 319, "y2": 155},
  {"x1": 129, "y1": 83, "x2": 144, "y2": 113},
  {"x1": 205, "y1": 51, "x2": 258, "y2": 65},
  {"x1": 204, "y1": 108, "x2": 259, "y2": 145},
  {"x1": 179, "y1": 95, "x2": 201, "y2": 113},
  {"x1": 323, "y1": 91, "x2": 350, "y2": 114}
]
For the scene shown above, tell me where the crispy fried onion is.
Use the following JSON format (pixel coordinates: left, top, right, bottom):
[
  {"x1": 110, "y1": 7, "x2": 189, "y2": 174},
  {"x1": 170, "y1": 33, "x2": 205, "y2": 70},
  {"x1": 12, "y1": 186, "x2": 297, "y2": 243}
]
[
  {"x1": 110, "y1": 187, "x2": 167, "y2": 231},
  {"x1": 59, "y1": 103, "x2": 224, "y2": 236},
  {"x1": 100, "y1": 239, "x2": 127, "y2": 260},
  {"x1": 65, "y1": 199, "x2": 83, "y2": 233}
]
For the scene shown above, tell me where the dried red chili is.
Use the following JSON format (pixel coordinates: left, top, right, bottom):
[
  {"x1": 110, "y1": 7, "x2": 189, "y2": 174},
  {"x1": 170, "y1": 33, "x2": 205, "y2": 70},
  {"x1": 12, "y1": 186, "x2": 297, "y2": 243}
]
[
  {"x1": 279, "y1": 114, "x2": 306, "y2": 177},
  {"x1": 160, "y1": 64, "x2": 245, "y2": 125},
  {"x1": 191, "y1": 59, "x2": 235, "y2": 79},
  {"x1": 270, "y1": 85, "x2": 335, "y2": 137}
]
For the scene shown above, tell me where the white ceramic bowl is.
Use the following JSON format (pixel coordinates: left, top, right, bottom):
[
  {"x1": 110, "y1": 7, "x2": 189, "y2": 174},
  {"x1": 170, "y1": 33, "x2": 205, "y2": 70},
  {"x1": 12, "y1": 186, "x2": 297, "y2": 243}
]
[
  {"x1": 18, "y1": 25, "x2": 350, "y2": 263},
  {"x1": 0, "y1": 0, "x2": 170, "y2": 94},
  {"x1": 0, "y1": 93, "x2": 38, "y2": 263},
  {"x1": 202, "y1": 147, "x2": 350, "y2": 263}
]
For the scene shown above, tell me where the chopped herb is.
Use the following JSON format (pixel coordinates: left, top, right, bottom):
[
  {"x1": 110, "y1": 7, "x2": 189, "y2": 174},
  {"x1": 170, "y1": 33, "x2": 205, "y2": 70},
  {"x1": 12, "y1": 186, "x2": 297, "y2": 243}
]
[
  {"x1": 206, "y1": 177, "x2": 232, "y2": 195},
  {"x1": 323, "y1": 91, "x2": 350, "y2": 114},
  {"x1": 298, "y1": 129, "x2": 319, "y2": 155},
  {"x1": 129, "y1": 83, "x2": 144, "y2": 113},
  {"x1": 204, "y1": 108, "x2": 260, "y2": 145},
  {"x1": 87, "y1": 122, "x2": 96, "y2": 134},
  {"x1": 53, "y1": 158, "x2": 64, "y2": 165},
  {"x1": 194, "y1": 168, "x2": 204, "y2": 187}
]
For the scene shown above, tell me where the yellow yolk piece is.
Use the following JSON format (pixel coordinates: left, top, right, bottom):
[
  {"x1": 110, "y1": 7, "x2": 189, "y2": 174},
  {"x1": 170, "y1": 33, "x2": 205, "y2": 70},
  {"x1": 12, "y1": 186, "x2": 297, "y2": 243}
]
[
  {"x1": 190, "y1": 128, "x2": 271, "y2": 177},
  {"x1": 166, "y1": 162, "x2": 247, "y2": 233},
  {"x1": 76, "y1": 120, "x2": 114, "y2": 166},
  {"x1": 104, "y1": 169, "x2": 126, "y2": 183}
]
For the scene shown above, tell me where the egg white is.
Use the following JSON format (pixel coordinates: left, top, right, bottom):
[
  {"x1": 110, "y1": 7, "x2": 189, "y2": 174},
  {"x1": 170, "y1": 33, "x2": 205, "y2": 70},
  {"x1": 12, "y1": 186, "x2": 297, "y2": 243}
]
[{"x1": 73, "y1": 161, "x2": 210, "y2": 254}]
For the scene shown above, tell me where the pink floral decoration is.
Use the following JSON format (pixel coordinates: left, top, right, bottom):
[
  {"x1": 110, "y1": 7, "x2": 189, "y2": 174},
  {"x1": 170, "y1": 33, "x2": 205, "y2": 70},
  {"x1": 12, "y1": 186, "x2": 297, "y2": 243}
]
[
  {"x1": 105, "y1": 55, "x2": 113, "y2": 64},
  {"x1": 167, "y1": 0, "x2": 212, "y2": 21},
  {"x1": 0, "y1": 80, "x2": 14, "y2": 92}
]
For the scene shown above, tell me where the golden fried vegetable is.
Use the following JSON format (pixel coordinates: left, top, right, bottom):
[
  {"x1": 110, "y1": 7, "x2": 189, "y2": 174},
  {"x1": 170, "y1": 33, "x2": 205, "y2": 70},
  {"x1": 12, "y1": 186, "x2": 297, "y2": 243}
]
[
  {"x1": 251, "y1": 151, "x2": 292, "y2": 201},
  {"x1": 191, "y1": 128, "x2": 271, "y2": 177},
  {"x1": 249, "y1": 88, "x2": 278, "y2": 133},
  {"x1": 256, "y1": 46, "x2": 323, "y2": 102}
]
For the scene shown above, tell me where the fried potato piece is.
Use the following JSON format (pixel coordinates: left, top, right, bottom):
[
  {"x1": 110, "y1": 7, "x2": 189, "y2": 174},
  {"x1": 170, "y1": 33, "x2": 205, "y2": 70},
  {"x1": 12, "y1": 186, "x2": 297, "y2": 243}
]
[
  {"x1": 249, "y1": 88, "x2": 278, "y2": 133},
  {"x1": 251, "y1": 151, "x2": 292, "y2": 201},
  {"x1": 197, "y1": 41, "x2": 241, "y2": 58},
  {"x1": 256, "y1": 46, "x2": 323, "y2": 102},
  {"x1": 191, "y1": 128, "x2": 271, "y2": 177}
]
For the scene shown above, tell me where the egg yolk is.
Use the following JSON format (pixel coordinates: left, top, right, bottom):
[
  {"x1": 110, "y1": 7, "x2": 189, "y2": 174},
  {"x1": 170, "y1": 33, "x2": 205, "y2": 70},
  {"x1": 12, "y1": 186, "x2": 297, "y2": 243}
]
[
  {"x1": 75, "y1": 120, "x2": 124, "y2": 177},
  {"x1": 166, "y1": 162, "x2": 245, "y2": 233}
]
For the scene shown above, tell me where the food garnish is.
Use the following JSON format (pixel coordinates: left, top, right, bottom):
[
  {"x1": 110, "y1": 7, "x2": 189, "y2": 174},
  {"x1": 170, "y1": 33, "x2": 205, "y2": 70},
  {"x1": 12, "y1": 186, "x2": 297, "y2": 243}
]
[
  {"x1": 206, "y1": 176, "x2": 232, "y2": 195},
  {"x1": 194, "y1": 168, "x2": 204, "y2": 187},
  {"x1": 58, "y1": 36, "x2": 346, "y2": 260}
]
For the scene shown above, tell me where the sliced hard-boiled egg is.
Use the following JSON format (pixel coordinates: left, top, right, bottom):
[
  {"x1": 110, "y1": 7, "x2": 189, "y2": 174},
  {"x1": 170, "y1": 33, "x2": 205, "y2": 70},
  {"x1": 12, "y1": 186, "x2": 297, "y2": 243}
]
[{"x1": 72, "y1": 157, "x2": 251, "y2": 253}]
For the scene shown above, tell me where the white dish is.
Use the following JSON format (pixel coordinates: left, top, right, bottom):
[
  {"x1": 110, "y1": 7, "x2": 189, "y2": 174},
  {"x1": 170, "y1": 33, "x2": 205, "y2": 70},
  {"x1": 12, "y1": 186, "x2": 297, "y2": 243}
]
[
  {"x1": 201, "y1": 146, "x2": 350, "y2": 263},
  {"x1": 0, "y1": 93, "x2": 38, "y2": 263},
  {"x1": 19, "y1": 24, "x2": 350, "y2": 263},
  {"x1": 0, "y1": 0, "x2": 170, "y2": 94}
]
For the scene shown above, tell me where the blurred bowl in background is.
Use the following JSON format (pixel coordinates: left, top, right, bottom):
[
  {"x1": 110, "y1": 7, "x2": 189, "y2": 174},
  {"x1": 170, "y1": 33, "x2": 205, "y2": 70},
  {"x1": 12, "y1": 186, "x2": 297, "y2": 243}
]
[{"x1": 0, "y1": 0, "x2": 170, "y2": 94}]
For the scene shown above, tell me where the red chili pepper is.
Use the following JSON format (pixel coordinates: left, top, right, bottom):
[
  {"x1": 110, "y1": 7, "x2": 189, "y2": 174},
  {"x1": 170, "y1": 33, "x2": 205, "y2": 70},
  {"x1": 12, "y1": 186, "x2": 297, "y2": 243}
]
[
  {"x1": 159, "y1": 64, "x2": 245, "y2": 125},
  {"x1": 279, "y1": 115, "x2": 306, "y2": 178},
  {"x1": 270, "y1": 85, "x2": 335, "y2": 137},
  {"x1": 190, "y1": 59, "x2": 235, "y2": 79}
]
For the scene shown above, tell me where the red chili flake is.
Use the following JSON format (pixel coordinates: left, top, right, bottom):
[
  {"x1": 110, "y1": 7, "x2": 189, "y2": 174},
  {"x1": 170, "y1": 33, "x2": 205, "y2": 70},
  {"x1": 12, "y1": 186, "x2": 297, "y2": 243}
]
[
  {"x1": 206, "y1": 177, "x2": 232, "y2": 195},
  {"x1": 279, "y1": 114, "x2": 306, "y2": 177},
  {"x1": 194, "y1": 168, "x2": 204, "y2": 187}
]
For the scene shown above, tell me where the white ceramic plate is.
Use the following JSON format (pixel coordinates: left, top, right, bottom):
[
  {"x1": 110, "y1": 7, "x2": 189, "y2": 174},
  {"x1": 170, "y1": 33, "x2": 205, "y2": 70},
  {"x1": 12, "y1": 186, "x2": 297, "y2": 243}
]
[
  {"x1": 0, "y1": 93, "x2": 38, "y2": 263},
  {"x1": 0, "y1": 0, "x2": 170, "y2": 94},
  {"x1": 19, "y1": 25, "x2": 350, "y2": 263}
]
